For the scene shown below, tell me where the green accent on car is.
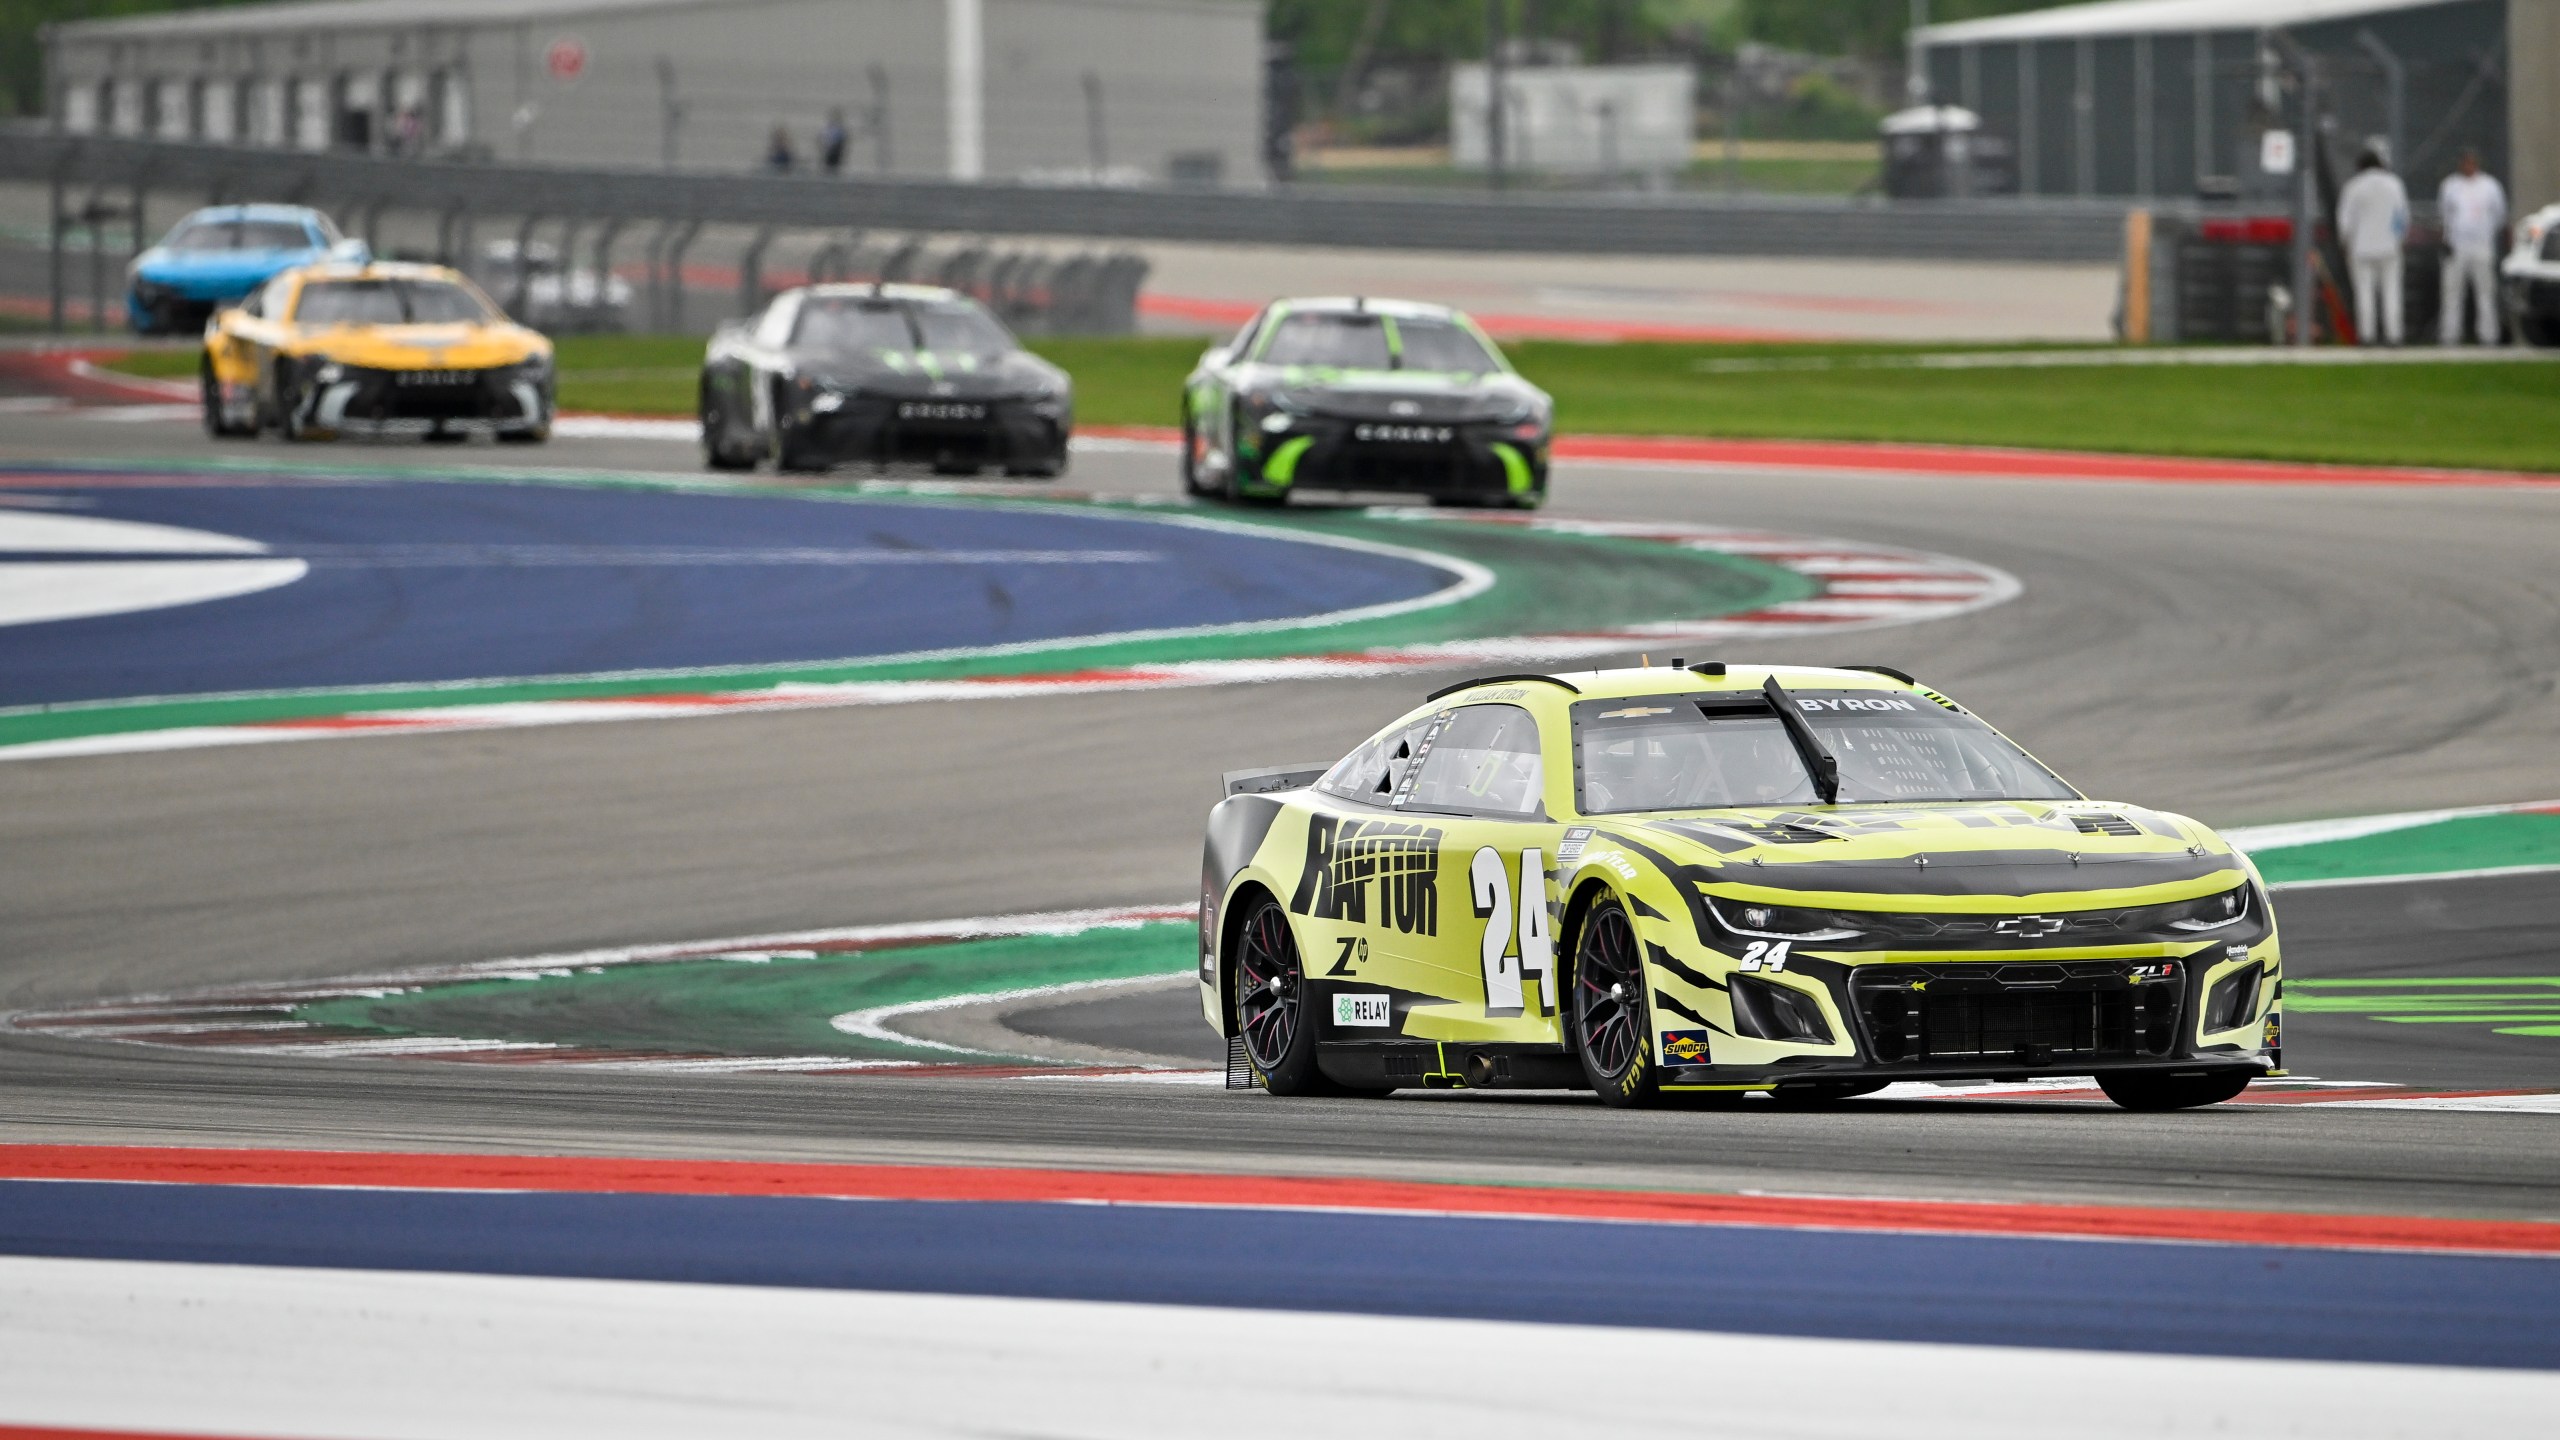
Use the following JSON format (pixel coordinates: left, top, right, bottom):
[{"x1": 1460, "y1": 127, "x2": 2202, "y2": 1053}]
[
  {"x1": 287, "y1": 922, "x2": 1200, "y2": 1064},
  {"x1": 1490, "y1": 441, "x2": 1534, "y2": 495},
  {"x1": 1261, "y1": 435, "x2": 1314, "y2": 486},
  {"x1": 2287, "y1": 977, "x2": 2560, "y2": 1039}
]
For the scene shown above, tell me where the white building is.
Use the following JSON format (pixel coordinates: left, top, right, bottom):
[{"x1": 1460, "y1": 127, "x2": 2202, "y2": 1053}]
[
  {"x1": 1450, "y1": 63, "x2": 1695, "y2": 178},
  {"x1": 44, "y1": 0, "x2": 1268, "y2": 187}
]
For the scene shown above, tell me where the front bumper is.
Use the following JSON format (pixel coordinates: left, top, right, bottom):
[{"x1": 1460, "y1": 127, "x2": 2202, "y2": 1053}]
[
  {"x1": 1658, "y1": 948, "x2": 2282, "y2": 1089},
  {"x1": 128, "y1": 282, "x2": 220, "y2": 335},
  {"x1": 298, "y1": 363, "x2": 553, "y2": 437},
  {"x1": 1241, "y1": 415, "x2": 1546, "y2": 501},
  {"x1": 787, "y1": 394, "x2": 1068, "y2": 471}
]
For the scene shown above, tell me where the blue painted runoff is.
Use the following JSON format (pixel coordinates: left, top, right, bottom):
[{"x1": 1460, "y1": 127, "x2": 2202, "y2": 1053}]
[
  {"x1": 0, "y1": 1181, "x2": 2552, "y2": 1370},
  {"x1": 0, "y1": 478, "x2": 1450, "y2": 706}
]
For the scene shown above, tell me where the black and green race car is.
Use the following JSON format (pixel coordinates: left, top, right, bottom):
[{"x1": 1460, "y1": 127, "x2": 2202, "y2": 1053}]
[{"x1": 1179, "y1": 297, "x2": 1552, "y2": 508}]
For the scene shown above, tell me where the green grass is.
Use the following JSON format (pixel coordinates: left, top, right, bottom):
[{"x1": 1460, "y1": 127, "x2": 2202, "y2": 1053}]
[{"x1": 102, "y1": 334, "x2": 2560, "y2": 472}]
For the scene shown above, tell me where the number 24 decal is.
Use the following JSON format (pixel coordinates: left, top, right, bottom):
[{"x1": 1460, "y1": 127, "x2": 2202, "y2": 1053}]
[
  {"x1": 1739, "y1": 940, "x2": 1791, "y2": 972},
  {"x1": 1471, "y1": 847, "x2": 1555, "y2": 1017}
]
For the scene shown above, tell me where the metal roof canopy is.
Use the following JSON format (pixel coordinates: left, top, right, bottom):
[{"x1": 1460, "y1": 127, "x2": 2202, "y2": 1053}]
[
  {"x1": 1917, "y1": 0, "x2": 2462, "y2": 45},
  {"x1": 49, "y1": 0, "x2": 716, "y2": 39}
]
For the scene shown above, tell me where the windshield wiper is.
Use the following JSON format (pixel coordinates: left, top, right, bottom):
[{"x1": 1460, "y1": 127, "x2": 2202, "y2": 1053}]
[{"x1": 1762, "y1": 675, "x2": 1840, "y2": 804}]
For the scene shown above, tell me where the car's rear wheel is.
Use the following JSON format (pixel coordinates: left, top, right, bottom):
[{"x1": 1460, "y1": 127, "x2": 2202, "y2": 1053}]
[
  {"x1": 2095, "y1": 1070, "x2": 2253, "y2": 1111},
  {"x1": 1234, "y1": 895, "x2": 1330, "y2": 1095},
  {"x1": 1571, "y1": 895, "x2": 1663, "y2": 1107}
]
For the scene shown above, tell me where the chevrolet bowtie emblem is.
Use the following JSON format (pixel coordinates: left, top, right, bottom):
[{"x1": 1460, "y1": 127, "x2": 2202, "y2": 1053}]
[{"x1": 1994, "y1": 915, "x2": 2068, "y2": 938}]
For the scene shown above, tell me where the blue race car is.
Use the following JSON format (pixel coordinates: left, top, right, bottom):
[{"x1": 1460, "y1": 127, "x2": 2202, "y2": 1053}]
[{"x1": 126, "y1": 205, "x2": 362, "y2": 336}]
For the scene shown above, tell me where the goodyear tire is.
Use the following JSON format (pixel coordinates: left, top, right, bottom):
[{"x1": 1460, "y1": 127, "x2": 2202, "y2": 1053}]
[
  {"x1": 1179, "y1": 406, "x2": 1211, "y2": 496},
  {"x1": 1233, "y1": 894, "x2": 1329, "y2": 1096},
  {"x1": 701, "y1": 384, "x2": 755, "y2": 471},
  {"x1": 2095, "y1": 1069, "x2": 2253, "y2": 1111},
  {"x1": 1571, "y1": 894, "x2": 1664, "y2": 1107},
  {"x1": 200, "y1": 358, "x2": 252, "y2": 440}
]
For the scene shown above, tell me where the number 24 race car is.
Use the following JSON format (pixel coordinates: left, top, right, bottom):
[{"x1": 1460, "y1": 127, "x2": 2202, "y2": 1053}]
[{"x1": 1200, "y1": 664, "x2": 2282, "y2": 1111}]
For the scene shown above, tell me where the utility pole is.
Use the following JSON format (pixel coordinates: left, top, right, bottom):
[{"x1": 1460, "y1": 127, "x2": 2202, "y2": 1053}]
[
  {"x1": 947, "y1": 0, "x2": 984, "y2": 182},
  {"x1": 2269, "y1": 31, "x2": 2319, "y2": 347},
  {"x1": 655, "y1": 56, "x2": 685, "y2": 168},
  {"x1": 1486, "y1": 0, "x2": 1508, "y2": 191},
  {"x1": 1908, "y1": 0, "x2": 1931, "y2": 105}
]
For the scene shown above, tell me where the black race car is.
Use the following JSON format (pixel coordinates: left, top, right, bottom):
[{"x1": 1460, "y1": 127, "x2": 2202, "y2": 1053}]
[
  {"x1": 1180, "y1": 297, "x2": 1552, "y2": 507},
  {"x1": 700, "y1": 284, "x2": 1072, "y2": 476}
]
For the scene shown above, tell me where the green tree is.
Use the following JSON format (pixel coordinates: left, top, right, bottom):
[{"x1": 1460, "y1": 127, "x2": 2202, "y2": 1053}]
[{"x1": 2, "y1": 1, "x2": 265, "y2": 116}]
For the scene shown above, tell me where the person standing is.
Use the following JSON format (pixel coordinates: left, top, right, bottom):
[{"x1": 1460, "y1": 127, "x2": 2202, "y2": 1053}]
[
  {"x1": 2337, "y1": 145, "x2": 2411, "y2": 345},
  {"x1": 765, "y1": 125, "x2": 797, "y2": 173},
  {"x1": 2438, "y1": 147, "x2": 2508, "y2": 345},
  {"x1": 819, "y1": 109, "x2": 850, "y2": 176}
]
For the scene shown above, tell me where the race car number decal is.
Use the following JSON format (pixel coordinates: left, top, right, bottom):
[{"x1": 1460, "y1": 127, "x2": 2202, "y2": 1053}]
[
  {"x1": 1472, "y1": 847, "x2": 1555, "y2": 1017},
  {"x1": 1738, "y1": 940, "x2": 1792, "y2": 973}
]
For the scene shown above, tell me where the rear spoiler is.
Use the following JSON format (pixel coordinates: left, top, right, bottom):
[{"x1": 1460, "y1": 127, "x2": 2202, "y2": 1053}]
[{"x1": 1224, "y1": 764, "x2": 1329, "y2": 798}]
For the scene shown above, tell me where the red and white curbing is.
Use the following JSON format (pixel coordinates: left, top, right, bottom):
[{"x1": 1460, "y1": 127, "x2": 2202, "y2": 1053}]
[{"x1": 1, "y1": 513, "x2": 2016, "y2": 762}]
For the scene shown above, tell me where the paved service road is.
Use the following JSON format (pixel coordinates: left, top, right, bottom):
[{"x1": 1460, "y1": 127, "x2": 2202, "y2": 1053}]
[{"x1": 3, "y1": 412, "x2": 2557, "y2": 1219}]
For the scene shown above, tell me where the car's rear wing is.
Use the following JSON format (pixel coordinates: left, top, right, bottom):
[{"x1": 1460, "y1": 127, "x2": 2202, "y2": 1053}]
[{"x1": 1224, "y1": 764, "x2": 1329, "y2": 798}]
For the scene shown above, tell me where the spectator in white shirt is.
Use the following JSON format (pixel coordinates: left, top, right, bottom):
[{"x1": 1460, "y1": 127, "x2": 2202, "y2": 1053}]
[
  {"x1": 2437, "y1": 148, "x2": 2508, "y2": 344},
  {"x1": 2337, "y1": 146, "x2": 2411, "y2": 344}
]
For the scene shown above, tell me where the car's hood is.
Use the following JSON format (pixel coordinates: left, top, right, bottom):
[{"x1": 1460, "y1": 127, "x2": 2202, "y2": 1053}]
[
  {"x1": 290, "y1": 323, "x2": 546, "y2": 369},
  {"x1": 1258, "y1": 367, "x2": 1544, "y2": 421},
  {"x1": 799, "y1": 349, "x2": 1062, "y2": 397},
  {"x1": 1594, "y1": 801, "x2": 2245, "y2": 904},
  {"x1": 133, "y1": 247, "x2": 316, "y2": 292}
]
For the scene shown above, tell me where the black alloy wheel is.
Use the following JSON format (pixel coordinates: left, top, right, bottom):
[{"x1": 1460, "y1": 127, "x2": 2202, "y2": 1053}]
[
  {"x1": 1571, "y1": 895, "x2": 1663, "y2": 1107},
  {"x1": 2095, "y1": 1069, "x2": 2254, "y2": 1111},
  {"x1": 1234, "y1": 896, "x2": 1327, "y2": 1095}
]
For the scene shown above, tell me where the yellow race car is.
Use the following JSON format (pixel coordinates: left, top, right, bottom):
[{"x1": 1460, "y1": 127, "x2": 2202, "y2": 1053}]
[
  {"x1": 1201, "y1": 663, "x2": 2282, "y2": 1111},
  {"x1": 201, "y1": 260, "x2": 553, "y2": 443}
]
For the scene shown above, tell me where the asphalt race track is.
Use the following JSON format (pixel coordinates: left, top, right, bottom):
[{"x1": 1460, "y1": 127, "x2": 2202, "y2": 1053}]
[{"x1": 3, "y1": 406, "x2": 2559, "y2": 1228}]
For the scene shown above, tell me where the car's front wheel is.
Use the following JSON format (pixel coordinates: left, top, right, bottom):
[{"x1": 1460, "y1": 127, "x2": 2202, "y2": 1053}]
[
  {"x1": 1571, "y1": 894, "x2": 1663, "y2": 1107},
  {"x1": 2095, "y1": 1069, "x2": 2253, "y2": 1111},
  {"x1": 200, "y1": 358, "x2": 252, "y2": 440}
]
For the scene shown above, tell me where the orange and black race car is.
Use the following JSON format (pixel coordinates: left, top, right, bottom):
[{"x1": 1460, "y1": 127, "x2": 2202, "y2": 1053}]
[{"x1": 201, "y1": 260, "x2": 552, "y2": 443}]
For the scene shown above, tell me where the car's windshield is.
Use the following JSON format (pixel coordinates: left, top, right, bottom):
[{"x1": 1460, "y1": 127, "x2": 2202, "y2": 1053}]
[
  {"x1": 1575, "y1": 691, "x2": 2077, "y2": 813},
  {"x1": 1260, "y1": 312, "x2": 1391, "y2": 369},
  {"x1": 1394, "y1": 317, "x2": 1500, "y2": 374},
  {"x1": 791, "y1": 296, "x2": 1015, "y2": 357},
  {"x1": 911, "y1": 299, "x2": 1014, "y2": 356},
  {"x1": 293, "y1": 279, "x2": 490, "y2": 325},
  {"x1": 166, "y1": 218, "x2": 314, "y2": 253}
]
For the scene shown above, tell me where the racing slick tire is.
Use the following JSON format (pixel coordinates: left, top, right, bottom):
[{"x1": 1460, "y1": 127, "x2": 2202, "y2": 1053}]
[
  {"x1": 274, "y1": 364, "x2": 319, "y2": 443},
  {"x1": 2095, "y1": 1069, "x2": 2253, "y2": 1111},
  {"x1": 1570, "y1": 893, "x2": 1666, "y2": 1108},
  {"x1": 200, "y1": 359, "x2": 253, "y2": 440},
  {"x1": 700, "y1": 385, "x2": 757, "y2": 471},
  {"x1": 1232, "y1": 894, "x2": 1378, "y2": 1097},
  {"x1": 1179, "y1": 407, "x2": 1211, "y2": 496},
  {"x1": 771, "y1": 423, "x2": 830, "y2": 475}
]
